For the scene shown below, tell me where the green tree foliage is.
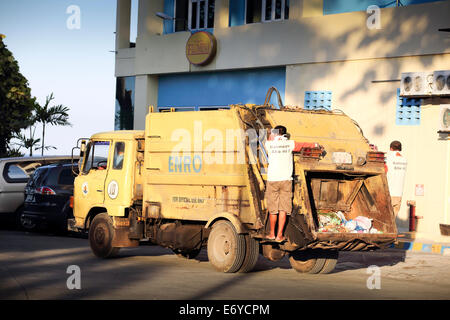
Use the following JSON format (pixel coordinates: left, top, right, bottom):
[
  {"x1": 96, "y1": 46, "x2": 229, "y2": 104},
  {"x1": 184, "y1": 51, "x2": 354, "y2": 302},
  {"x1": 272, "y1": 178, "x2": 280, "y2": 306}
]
[
  {"x1": 12, "y1": 126, "x2": 56, "y2": 156},
  {"x1": 34, "y1": 93, "x2": 71, "y2": 156},
  {"x1": 0, "y1": 37, "x2": 35, "y2": 157}
]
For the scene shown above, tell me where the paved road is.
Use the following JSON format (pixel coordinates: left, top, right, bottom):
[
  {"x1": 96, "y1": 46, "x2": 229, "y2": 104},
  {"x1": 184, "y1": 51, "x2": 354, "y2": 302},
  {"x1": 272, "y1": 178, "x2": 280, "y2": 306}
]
[{"x1": 0, "y1": 230, "x2": 449, "y2": 300}]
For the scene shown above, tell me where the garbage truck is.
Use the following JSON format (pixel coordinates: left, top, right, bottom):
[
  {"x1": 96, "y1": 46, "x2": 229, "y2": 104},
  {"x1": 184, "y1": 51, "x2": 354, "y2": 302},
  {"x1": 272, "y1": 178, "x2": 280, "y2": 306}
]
[{"x1": 70, "y1": 91, "x2": 397, "y2": 274}]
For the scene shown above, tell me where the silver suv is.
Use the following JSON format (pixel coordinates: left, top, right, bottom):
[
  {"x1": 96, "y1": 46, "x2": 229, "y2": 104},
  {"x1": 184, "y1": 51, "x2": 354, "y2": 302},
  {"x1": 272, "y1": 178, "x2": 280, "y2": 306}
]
[{"x1": 0, "y1": 156, "x2": 77, "y2": 228}]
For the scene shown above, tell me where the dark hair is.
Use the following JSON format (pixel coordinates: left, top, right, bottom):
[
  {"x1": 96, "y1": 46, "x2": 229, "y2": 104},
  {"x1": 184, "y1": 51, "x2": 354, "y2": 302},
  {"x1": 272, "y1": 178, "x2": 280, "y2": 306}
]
[
  {"x1": 390, "y1": 140, "x2": 402, "y2": 151},
  {"x1": 273, "y1": 125, "x2": 287, "y2": 136}
]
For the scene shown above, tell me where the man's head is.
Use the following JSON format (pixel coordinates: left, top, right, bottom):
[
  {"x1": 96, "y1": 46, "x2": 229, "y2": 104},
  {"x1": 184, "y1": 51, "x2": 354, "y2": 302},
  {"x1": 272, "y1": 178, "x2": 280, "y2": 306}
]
[
  {"x1": 271, "y1": 125, "x2": 287, "y2": 137},
  {"x1": 390, "y1": 140, "x2": 402, "y2": 151}
]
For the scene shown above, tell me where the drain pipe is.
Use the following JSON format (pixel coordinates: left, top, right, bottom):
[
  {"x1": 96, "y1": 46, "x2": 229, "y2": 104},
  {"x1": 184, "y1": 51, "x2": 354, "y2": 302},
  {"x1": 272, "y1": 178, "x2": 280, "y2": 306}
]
[{"x1": 407, "y1": 200, "x2": 423, "y2": 232}]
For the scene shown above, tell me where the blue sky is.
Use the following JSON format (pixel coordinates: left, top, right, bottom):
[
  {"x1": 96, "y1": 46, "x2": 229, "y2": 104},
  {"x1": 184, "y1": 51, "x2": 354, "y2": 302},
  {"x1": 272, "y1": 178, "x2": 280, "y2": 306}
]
[{"x1": 0, "y1": 0, "x2": 137, "y2": 155}]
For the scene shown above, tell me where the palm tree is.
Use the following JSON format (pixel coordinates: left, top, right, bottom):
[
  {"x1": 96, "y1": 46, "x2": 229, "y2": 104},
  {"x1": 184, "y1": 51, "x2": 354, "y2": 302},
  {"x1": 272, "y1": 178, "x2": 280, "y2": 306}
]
[
  {"x1": 34, "y1": 93, "x2": 71, "y2": 156},
  {"x1": 12, "y1": 126, "x2": 55, "y2": 156}
]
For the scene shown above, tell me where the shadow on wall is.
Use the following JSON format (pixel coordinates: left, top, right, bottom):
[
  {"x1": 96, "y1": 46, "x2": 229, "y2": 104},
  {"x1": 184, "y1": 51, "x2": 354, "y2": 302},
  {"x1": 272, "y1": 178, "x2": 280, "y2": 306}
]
[{"x1": 265, "y1": 2, "x2": 450, "y2": 108}]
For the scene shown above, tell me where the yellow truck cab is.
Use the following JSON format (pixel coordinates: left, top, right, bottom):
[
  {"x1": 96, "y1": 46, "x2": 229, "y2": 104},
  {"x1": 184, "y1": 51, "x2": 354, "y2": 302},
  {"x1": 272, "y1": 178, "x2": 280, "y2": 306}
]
[{"x1": 71, "y1": 100, "x2": 397, "y2": 274}]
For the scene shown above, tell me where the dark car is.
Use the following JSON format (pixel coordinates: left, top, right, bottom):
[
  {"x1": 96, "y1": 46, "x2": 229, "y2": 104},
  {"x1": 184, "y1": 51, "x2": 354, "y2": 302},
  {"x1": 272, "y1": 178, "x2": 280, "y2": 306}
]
[{"x1": 21, "y1": 163, "x2": 78, "y2": 233}]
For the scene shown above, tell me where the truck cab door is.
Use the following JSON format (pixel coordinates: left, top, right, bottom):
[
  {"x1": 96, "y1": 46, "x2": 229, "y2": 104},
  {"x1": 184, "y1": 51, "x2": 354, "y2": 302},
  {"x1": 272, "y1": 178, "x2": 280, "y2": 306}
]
[
  {"x1": 103, "y1": 141, "x2": 131, "y2": 215},
  {"x1": 74, "y1": 140, "x2": 111, "y2": 222}
]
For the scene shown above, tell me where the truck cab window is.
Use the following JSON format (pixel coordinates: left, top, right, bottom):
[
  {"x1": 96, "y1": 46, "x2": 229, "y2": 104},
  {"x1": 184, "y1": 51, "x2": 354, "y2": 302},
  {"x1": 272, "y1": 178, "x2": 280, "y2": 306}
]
[
  {"x1": 113, "y1": 142, "x2": 125, "y2": 170},
  {"x1": 82, "y1": 141, "x2": 110, "y2": 173}
]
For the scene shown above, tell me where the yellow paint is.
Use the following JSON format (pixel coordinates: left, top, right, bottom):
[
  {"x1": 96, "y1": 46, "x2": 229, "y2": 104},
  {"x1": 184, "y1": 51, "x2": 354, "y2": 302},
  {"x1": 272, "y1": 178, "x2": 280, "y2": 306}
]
[
  {"x1": 431, "y1": 244, "x2": 442, "y2": 254},
  {"x1": 412, "y1": 242, "x2": 423, "y2": 251},
  {"x1": 302, "y1": 0, "x2": 324, "y2": 18},
  {"x1": 74, "y1": 107, "x2": 394, "y2": 237},
  {"x1": 73, "y1": 130, "x2": 144, "y2": 229},
  {"x1": 186, "y1": 31, "x2": 217, "y2": 66}
]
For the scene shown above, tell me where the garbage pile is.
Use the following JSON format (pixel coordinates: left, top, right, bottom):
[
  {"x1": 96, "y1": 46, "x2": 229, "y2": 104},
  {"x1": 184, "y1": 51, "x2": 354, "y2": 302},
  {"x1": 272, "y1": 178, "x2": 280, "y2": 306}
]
[{"x1": 317, "y1": 211, "x2": 383, "y2": 234}]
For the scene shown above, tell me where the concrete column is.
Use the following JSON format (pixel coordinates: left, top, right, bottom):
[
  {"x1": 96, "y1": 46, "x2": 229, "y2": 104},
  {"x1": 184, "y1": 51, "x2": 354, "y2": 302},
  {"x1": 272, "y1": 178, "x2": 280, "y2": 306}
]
[
  {"x1": 116, "y1": 0, "x2": 131, "y2": 50},
  {"x1": 134, "y1": 75, "x2": 159, "y2": 130},
  {"x1": 290, "y1": 0, "x2": 303, "y2": 20},
  {"x1": 138, "y1": 0, "x2": 164, "y2": 37},
  {"x1": 300, "y1": 0, "x2": 324, "y2": 18},
  {"x1": 215, "y1": 0, "x2": 230, "y2": 30}
]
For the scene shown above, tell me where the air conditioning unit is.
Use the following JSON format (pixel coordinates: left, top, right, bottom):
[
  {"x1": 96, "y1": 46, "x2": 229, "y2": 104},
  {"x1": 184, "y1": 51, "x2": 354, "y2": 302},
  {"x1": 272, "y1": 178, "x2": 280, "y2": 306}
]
[
  {"x1": 400, "y1": 72, "x2": 433, "y2": 97},
  {"x1": 432, "y1": 70, "x2": 450, "y2": 96},
  {"x1": 438, "y1": 105, "x2": 450, "y2": 133}
]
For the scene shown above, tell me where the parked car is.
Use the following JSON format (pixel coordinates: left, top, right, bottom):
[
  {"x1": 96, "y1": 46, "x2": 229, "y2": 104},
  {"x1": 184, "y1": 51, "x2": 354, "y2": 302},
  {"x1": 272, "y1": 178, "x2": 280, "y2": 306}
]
[
  {"x1": 0, "y1": 156, "x2": 78, "y2": 228},
  {"x1": 21, "y1": 163, "x2": 78, "y2": 233}
]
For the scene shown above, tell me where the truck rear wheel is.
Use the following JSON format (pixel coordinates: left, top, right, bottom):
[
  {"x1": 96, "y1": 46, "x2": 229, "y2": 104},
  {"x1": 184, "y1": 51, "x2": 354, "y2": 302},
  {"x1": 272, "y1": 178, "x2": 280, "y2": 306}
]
[
  {"x1": 207, "y1": 220, "x2": 246, "y2": 273},
  {"x1": 289, "y1": 249, "x2": 326, "y2": 274},
  {"x1": 89, "y1": 213, "x2": 120, "y2": 258},
  {"x1": 319, "y1": 251, "x2": 339, "y2": 274},
  {"x1": 238, "y1": 235, "x2": 260, "y2": 273}
]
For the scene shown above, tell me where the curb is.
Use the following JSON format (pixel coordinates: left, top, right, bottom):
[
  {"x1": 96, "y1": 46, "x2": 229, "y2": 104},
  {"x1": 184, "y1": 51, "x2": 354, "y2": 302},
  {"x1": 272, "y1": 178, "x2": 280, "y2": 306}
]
[{"x1": 390, "y1": 241, "x2": 450, "y2": 255}]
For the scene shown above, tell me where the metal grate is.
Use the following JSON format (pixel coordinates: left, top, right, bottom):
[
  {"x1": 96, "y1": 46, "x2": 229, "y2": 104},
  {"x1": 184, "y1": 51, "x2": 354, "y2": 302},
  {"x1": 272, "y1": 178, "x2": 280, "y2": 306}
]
[
  {"x1": 396, "y1": 88, "x2": 421, "y2": 126},
  {"x1": 304, "y1": 91, "x2": 332, "y2": 111}
]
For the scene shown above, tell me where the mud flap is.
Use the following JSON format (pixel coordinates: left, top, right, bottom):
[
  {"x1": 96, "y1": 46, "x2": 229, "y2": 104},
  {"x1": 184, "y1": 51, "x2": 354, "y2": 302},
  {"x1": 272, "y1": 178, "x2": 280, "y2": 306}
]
[{"x1": 111, "y1": 227, "x2": 139, "y2": 247}]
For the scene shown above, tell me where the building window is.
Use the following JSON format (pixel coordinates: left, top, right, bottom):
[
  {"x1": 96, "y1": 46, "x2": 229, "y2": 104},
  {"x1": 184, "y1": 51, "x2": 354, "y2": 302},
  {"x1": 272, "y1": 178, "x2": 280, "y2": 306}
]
[
  {"x1": 189, "y1": 0, "x2": 215, "y2": 31},
  {"x1": 165, "y1": 0, "x2": 215, "y2": 33},
  {"x1": 115, "y1": 76, "x2": 135, "y2": 130},
  {"x1": 304, "y1": 91, "x2": 332, "y2": 111},
  {"x1": 396, "y1": 88, "x2": 421, "y2": 126},
  {"x1": 246, "y1": 0, "x2": 289, "y2": 24}
]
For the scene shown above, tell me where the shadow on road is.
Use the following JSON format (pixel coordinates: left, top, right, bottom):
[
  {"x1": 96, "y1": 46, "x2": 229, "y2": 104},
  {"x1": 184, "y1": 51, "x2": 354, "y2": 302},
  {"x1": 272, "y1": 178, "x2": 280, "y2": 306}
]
[{"x1": 331, "y1": 250, "x2": 407, "y2": 274}]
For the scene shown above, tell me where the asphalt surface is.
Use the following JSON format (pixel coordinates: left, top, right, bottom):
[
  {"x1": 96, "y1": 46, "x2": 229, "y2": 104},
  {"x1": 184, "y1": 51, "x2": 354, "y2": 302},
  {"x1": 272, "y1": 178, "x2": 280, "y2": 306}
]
[{"x1": 0, "y1": 229, "x2": 449, "y2": 300}]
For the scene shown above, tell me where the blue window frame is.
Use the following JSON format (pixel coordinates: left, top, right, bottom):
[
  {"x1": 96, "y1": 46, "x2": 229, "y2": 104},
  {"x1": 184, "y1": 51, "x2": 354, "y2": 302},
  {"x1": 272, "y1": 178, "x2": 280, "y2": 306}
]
[
  {"x1": 304, "y1": 91, "x2": 332, "y2": 111},
  {"x1": 396, "y1": 88, "x2": 421, "y2": 126}
]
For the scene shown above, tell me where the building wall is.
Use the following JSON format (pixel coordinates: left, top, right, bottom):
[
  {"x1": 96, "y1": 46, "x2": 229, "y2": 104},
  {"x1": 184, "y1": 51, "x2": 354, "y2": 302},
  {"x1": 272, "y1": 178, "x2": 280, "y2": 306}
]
[
  {"x1": 116, "y1": 0, "x2": 450, "y2": 77},
  {"x1": 286, "y1": 54, "x2": 450, "y2": 235}
]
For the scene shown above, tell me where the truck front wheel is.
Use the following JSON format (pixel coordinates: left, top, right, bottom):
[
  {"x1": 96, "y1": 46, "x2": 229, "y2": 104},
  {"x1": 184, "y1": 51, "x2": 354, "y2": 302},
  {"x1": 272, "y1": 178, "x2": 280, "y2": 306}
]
[
  {"x1": 89, "y1": 213, "x2": 120, "y2": 258},
  {"x1": 207, "y1": 220, "x2": 246, "y2": 273},
  {"x1": 289, "y1": 249, "x2": 326, "y2": 274}
]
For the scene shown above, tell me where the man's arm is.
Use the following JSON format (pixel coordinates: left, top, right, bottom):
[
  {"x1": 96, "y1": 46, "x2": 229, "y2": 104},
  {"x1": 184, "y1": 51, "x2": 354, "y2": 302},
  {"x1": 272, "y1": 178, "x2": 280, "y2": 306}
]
[{"x1": 293, "y1": 142, "x2": 320, "y2": 152}]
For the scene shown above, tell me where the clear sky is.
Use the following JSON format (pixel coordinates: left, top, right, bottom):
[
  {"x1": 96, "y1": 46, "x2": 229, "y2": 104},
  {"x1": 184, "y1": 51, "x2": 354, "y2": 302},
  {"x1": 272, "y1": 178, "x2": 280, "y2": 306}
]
[{"x1": 0, "y1": 0, "x2": 137, "y2": 155}]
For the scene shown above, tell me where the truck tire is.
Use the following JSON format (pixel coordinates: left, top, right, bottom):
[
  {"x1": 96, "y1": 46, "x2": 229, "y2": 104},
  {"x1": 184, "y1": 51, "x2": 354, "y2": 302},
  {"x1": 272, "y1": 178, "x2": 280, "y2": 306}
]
[
  {"x1": 207, "y1": 220, "x2": 246, "y2": 273},
  {"x1": 89, "y1": 213, "x2": 120, "y2": 258},
  {"x1": 318, "y1": 251, "x2": 339, "y2": 274},
  {"x1": 238, "y1": 235, "x2": 260, "y2": 273},
  {"x1": 289, "y1": 249, "x2": 326, "y2": 274}
]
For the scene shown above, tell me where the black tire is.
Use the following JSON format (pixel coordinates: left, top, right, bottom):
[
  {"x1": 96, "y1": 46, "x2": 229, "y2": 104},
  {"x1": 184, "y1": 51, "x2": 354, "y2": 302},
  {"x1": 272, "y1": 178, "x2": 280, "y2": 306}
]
[
  {"x1": 89, "y1": 213, "x2": 120, "y2": 258},
  {"x1": 238, "y1": 235, "x2": 260, "y2": 273},
  {"x1": 207, "y1": 220, "x2": 246, "y2": 273},
  {"x1": 173, "y1": 248, "x2": 201, "y2": 259},
  {"x1": 319, "y1": 251, "x2": 339, "y2": 274},
  {"x1": 18, "y1": 209, "x2": 37, "y2": 232},
  {"x1": 289, "y1": 249, "x2": 326, "y2": 274}
]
